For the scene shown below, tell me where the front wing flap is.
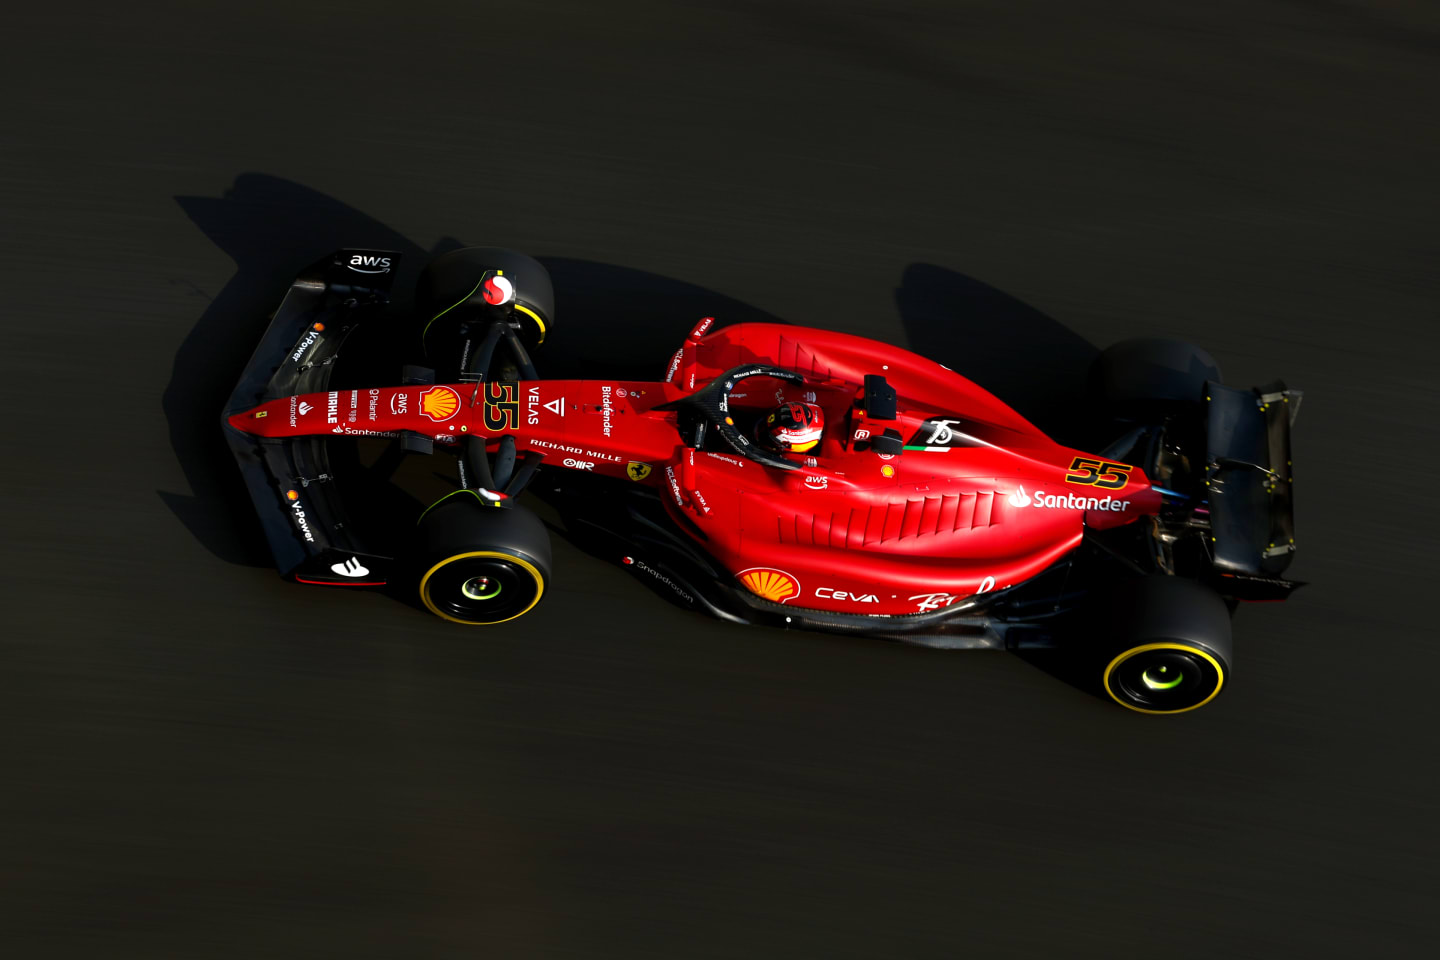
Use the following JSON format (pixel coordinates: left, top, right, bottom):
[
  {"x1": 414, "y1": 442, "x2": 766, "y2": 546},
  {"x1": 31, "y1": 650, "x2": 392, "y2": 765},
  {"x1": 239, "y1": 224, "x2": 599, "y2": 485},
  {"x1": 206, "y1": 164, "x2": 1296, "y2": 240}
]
[{"x1": 221, "y1": 249, "x2": 401, "y2": 584}]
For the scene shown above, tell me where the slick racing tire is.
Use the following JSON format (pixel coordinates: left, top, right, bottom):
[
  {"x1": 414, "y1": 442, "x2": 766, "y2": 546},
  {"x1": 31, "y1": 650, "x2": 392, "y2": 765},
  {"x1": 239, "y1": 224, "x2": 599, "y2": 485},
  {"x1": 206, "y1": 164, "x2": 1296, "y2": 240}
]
[
  {"x1": 1088, "y1": 338, "x2": 1222, "y2": 407},
  {"x1": 1098, "y1": 576, "x2": 1233, "y2": 715},
  {"x1": 413, "y1": 492, "x2": 552, "y2": 625},
  {"x1": 417, "y1": 246, "x2": 555, "y2": 355}
]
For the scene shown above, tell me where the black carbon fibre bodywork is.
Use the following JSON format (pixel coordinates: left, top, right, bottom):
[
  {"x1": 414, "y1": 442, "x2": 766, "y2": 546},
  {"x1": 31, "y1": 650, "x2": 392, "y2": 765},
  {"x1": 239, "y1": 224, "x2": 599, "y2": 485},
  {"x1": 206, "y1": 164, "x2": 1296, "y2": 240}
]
[{"x1": 221, "y1": 250, "x2": 407, "y2": 585}]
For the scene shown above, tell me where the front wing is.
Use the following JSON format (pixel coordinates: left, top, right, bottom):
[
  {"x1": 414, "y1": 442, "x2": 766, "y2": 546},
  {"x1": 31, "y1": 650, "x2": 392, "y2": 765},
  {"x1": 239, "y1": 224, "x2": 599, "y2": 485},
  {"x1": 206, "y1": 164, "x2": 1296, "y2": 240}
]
[{"x1": 221, "y1": 249, "x2": 404, "y2": 586}]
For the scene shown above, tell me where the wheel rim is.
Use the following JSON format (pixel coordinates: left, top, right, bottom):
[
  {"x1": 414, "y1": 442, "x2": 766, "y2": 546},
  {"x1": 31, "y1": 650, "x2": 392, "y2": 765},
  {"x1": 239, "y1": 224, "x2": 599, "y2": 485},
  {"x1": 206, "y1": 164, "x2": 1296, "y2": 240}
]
[
  {"x1": 1141, "y1": 665, "x2": 1183, "y2": 690},
  {"x1": 462, "y1": 576, "x2": 502, "y2": 601},
  {"x1": 421, "y1": 551, "x2": 544, "y2": 625},
  {"x1": 1103, "y1": 643, "x2": 1225, "y2": 714}
]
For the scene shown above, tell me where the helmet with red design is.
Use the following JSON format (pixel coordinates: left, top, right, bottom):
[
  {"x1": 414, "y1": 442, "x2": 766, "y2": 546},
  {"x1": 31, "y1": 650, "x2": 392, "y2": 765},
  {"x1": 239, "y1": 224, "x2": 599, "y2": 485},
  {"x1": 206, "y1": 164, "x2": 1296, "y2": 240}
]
[{"x1": 762, "y1": 401, "x2": 825, "y2": 454}]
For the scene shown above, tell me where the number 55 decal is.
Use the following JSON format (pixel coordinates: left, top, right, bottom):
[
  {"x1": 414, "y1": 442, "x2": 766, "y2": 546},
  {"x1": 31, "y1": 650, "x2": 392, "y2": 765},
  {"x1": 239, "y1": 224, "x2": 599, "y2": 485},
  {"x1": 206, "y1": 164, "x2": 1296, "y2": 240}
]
[
  {"x1": 1065, "y1": 456, "x2": 1133, "y2": 490},
  {"x1": 482, "y1": 381, "x2": 520, "y2": 431}
]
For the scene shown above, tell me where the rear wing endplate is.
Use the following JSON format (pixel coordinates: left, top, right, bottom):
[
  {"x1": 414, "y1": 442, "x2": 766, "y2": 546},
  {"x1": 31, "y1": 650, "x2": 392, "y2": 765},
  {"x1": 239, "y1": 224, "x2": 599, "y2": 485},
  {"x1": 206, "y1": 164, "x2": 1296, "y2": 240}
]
[{"x1": 1204, "y1": 380, "x2": 1301, "y2": 580}]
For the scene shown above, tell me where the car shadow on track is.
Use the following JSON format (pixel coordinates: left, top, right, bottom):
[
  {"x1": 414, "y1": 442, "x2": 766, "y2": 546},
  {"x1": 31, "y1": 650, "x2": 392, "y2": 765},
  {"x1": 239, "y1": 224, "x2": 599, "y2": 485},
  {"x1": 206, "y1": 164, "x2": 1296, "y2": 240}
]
[
  {"x1": 894, "y1": 262, "x2": 1099, "y2": 447},
  {"x1": 537, "y1": 258, "x2": 788, "y2": 381},
  {"x1": 893, "y1": 265, "x2": 1111, "y2": 699},
  {"x1": 159, "y1": 174, "x2": 443, "y2": 567}
]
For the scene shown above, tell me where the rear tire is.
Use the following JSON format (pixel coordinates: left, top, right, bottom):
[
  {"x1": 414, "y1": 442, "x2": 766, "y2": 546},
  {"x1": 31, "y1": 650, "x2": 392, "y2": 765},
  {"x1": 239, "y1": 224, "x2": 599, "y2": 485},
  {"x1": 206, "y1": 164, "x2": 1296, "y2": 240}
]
[
  {"x1": 417, "y1": 247, "x2": 554, "y2": 355},
  {"x1": 413, "y1": 493, "x2": 552, "y2": 625},
  {"x1": 1097, "y1": 576, "x2": 1233, "y2": 714}
]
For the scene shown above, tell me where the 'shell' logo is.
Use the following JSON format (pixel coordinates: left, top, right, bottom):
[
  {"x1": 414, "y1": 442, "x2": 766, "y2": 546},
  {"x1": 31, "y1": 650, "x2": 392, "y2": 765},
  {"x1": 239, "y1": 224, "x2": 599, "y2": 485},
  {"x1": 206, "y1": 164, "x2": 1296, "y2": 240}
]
[
  {"x1": 419, "y1": 386, "x2": 460, "y2": 422},
  {"x1": 737, "y1": 567, "x2": 800, "y2": 604}
]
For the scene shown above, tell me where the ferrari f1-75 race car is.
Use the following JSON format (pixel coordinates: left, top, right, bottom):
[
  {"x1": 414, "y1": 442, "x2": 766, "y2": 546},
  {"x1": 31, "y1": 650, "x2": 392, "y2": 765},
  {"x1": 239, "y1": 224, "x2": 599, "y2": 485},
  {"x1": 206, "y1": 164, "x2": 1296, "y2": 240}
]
[{"x1": 224, "y1": 247, "x2": 1301, "y2": 714}]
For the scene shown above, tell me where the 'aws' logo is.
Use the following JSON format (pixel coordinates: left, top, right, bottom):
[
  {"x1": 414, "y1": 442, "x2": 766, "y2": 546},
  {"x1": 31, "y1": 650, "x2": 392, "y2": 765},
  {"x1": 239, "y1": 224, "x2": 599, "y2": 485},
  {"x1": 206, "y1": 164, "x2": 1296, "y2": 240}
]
[{"x1": 347, "y1": 254, "x2": 392, "y2": 274}]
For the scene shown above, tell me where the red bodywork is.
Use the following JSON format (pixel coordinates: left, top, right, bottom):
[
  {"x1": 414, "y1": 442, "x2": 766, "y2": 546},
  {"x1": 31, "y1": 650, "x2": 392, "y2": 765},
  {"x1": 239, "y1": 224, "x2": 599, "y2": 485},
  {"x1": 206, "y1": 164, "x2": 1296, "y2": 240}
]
[{"x1": 230, "y1": 322, "x2": 1161, "y2": 616}]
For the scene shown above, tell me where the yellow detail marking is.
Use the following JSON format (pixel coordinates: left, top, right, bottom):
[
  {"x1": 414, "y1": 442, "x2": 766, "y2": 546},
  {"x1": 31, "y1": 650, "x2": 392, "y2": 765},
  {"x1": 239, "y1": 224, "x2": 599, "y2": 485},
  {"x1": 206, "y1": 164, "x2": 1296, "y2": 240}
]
[
  {"x1": 416, "y1": 489, "x2": 496, "y2": 524},
  {"x1": 422, "y1": 277, "x2": 485, "y2": 343},
  {"x1": 513, "y1": 303, "x2": 546, "y2": 342}
]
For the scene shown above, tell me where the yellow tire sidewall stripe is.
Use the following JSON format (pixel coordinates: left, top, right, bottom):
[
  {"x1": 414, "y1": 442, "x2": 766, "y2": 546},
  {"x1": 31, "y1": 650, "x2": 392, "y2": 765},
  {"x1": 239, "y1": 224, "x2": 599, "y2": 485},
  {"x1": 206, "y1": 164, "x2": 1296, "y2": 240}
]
[
  {"x1": 1102, "y1": 642, "x2": 1225, "y2": 715},
  {"x1": 420, "y1": 550, "x2": 545, "y2": 625},
  {"x1": 512, "y1": 303, "x2": 546, "y2": 342}
]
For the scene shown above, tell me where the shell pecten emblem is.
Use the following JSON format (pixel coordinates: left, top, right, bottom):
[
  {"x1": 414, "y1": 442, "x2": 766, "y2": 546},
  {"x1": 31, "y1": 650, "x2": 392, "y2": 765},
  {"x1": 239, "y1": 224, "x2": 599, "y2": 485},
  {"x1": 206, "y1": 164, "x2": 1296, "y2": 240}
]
[
  {"x1": 419, "y1": 385, "x2": 461, "y2": 422},
  {"x1": 737, "y1": 567, "x2": 800, "y2": 604}
]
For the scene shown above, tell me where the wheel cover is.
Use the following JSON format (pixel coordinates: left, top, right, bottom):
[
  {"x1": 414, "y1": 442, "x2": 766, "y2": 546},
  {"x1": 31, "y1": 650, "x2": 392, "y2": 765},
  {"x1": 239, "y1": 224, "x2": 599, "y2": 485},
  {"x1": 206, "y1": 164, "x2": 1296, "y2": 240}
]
[
  {"x1": 1103, "y1": 642, "x2": 1225, "y2": 714},
  {"x1": 420, "y1": 551, "x2": 545, "y2": 625}
]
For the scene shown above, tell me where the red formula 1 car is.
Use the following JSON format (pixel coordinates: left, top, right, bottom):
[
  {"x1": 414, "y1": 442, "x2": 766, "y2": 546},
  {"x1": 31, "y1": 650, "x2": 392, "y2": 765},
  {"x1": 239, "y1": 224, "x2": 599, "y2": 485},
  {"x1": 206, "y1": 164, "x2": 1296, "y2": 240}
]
[{"x1": 225, "y1": 247, "x2": 1301, "y2": 713}]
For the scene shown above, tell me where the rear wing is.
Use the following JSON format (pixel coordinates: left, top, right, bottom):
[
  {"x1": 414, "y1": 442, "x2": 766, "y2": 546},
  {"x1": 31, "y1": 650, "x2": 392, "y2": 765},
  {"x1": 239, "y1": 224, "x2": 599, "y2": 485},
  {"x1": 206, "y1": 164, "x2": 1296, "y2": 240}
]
[
  {"x1": 1204, "y1": 380, "x2": 1302, "y2": 598},
  {"x1": 221, "y1": 249, "x2": 404, "y2": 584}
]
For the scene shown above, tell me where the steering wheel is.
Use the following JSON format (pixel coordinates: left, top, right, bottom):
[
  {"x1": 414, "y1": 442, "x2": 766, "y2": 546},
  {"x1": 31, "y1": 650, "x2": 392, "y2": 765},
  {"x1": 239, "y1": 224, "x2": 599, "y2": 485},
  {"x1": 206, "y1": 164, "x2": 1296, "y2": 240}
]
[{"x1": 682, "y1": 364, "x2": 808, "y2": 471}]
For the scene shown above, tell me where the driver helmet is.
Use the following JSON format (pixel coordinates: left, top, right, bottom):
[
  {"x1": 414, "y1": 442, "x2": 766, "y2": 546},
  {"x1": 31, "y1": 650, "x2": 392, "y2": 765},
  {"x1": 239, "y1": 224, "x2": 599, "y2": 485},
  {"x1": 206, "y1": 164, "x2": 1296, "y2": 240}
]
[{"x1": 763, "y1": 401, "x2": 825, "y2": 454}]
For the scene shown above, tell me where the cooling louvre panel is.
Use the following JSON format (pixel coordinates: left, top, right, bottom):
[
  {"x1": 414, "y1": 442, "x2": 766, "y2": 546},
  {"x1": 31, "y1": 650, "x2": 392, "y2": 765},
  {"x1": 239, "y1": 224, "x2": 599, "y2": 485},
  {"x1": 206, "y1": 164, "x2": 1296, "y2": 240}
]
[
  {"x1": 775, "y1": 335, "x2": 833, "y2": 380},
  {"x1": 773, "y1": 492, "x2": 1003, "y2": 546}
]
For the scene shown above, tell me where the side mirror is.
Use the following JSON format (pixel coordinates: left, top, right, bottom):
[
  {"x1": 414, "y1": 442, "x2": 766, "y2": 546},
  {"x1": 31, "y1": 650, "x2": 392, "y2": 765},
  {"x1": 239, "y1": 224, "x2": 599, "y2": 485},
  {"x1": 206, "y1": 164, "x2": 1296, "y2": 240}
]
[
  {"x1": 862, "y1": 374, "x2": 898, "y2": 420},
  {"x1": 870, "y1": 428, "x2": 904, "y2": 456}
]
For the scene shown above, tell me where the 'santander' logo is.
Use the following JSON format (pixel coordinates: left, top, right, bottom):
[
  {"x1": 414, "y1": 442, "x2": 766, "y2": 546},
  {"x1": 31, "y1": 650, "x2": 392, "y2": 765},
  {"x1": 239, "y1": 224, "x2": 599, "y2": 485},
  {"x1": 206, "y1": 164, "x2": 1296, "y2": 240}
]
[
  {"x1": 1008, "y1": 485, "x2": 1131, "y2": 512},
  {"x1": 419, "y1": 386, "x2": 460, "y2": 422},
  {"x1": 738, "y1": 567, "x2": 800, "y2": 604}
]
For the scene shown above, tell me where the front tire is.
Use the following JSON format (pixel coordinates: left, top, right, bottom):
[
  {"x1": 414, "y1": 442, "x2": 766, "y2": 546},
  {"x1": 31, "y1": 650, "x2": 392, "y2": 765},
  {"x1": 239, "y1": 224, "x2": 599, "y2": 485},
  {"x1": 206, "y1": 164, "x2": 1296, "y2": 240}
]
[
  {"x1": 1097, "y1": 576, "x2": 1233, "y2": 714},
  {"x1": 417, "y1": 246, "x2": 555, "y2": 355},
  {"x1": 413, "y1": 493, "x2": 552, "y2": 625}
]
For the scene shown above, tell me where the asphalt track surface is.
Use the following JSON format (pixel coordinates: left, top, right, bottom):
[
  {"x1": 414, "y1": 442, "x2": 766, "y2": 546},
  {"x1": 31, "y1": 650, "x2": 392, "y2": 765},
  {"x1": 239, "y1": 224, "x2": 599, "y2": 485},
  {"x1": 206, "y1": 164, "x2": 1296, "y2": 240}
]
[{"x1": 5, "y1": 2, "x2": 1439, "y2": 957}]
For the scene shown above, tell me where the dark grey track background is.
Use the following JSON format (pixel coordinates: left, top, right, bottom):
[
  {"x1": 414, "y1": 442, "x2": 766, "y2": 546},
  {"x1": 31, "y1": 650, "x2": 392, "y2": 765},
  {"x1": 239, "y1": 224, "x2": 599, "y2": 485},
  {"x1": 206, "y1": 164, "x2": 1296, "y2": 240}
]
[{"x1": 4, "y1": 1, "x2": 1439, "y2": 956}]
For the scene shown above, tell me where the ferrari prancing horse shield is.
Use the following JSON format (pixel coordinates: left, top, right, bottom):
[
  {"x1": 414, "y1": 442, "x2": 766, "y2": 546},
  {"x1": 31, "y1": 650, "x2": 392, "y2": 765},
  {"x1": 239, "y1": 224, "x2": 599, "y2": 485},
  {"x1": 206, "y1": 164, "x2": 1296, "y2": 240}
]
[{"x1": 626, "y1": 462, "x2": 652, "y2": 482}]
